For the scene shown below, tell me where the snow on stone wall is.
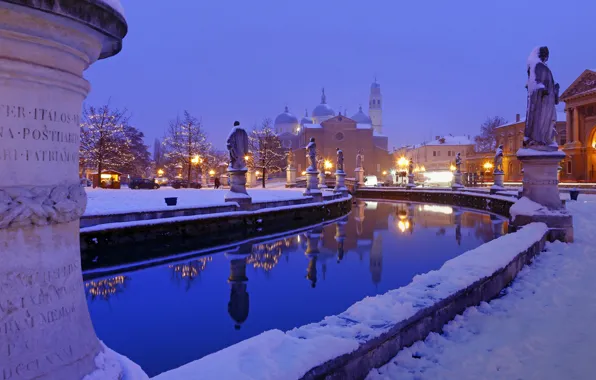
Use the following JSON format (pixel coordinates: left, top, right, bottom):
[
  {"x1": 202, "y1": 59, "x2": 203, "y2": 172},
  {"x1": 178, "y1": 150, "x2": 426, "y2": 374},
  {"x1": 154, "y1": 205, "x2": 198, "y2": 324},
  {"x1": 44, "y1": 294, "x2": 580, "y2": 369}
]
[{"x1": 98, "y1": 0, "x2": 125, "y2": 16}]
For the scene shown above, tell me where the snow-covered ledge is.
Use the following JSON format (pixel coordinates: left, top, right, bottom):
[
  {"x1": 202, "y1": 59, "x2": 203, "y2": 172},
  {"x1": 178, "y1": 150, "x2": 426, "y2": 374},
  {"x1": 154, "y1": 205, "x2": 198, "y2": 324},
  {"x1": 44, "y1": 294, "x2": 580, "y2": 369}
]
[{"x1": 154, "y1": 223, "x2": 549, "y2": 380}]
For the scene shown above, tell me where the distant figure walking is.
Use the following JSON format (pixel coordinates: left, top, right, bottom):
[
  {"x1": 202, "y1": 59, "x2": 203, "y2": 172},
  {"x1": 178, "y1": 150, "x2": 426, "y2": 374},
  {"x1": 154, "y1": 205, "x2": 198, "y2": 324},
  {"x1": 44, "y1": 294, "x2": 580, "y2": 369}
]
[{"x1": 214, "y1": 177, "x2": 221, "y2": 189}]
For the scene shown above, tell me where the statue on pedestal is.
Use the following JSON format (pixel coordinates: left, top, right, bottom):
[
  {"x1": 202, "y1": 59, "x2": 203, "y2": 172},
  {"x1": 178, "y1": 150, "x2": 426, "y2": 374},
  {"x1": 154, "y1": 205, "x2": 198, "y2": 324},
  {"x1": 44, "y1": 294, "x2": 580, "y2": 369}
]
[
  {"x1": 408, "y1": 158, "x2": 414, "y2": 175},
  {"x1": 524, "y1": 46, "x2": 560, "y2": 150},
  {"x1": 455, "y1": 152, "x2": 462, "y2": 173},
  {"x1": 356, "y1": 149, "x2": 363, "y2": 169},
  {"x1": 317, "y1": 156, "x2": 325, "y2": 173},
  {"x1": 336, "y1": 148, "x2": 344, "y2": 172},
  {"x1": 494, "y1": 145, "x2": 504, "y2": 173},
  {"x1": 306, "y1": 137, "x2": 317, "y2": 171},
  {"x1": 227, "y1": 121, "x2": 249, "y2": 171},
  {"x1": 286, "y1": 149, "x2": 294, "y2": 169}
]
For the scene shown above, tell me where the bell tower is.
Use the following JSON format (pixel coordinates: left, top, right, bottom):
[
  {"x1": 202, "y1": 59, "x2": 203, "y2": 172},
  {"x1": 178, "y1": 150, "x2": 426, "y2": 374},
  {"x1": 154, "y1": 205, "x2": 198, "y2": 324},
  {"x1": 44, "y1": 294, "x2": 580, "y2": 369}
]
[{"x1": 369, "y1": 78, "x2": 383, "y2": 135}]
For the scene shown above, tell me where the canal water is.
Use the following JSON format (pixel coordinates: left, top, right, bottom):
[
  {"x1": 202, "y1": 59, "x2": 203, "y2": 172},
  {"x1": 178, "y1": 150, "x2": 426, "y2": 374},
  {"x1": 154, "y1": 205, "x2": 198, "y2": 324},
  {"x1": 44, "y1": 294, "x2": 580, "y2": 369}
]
[{"x1": 84, "y1": 200, "x2": 507, "y2": 377}]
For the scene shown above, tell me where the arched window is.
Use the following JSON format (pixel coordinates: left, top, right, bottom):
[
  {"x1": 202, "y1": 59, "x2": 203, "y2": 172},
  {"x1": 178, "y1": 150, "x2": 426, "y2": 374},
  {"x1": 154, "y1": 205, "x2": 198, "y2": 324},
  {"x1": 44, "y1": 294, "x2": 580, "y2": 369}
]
[{"x1": 378, "y1": 100, "x2": 381, "y2": 106}]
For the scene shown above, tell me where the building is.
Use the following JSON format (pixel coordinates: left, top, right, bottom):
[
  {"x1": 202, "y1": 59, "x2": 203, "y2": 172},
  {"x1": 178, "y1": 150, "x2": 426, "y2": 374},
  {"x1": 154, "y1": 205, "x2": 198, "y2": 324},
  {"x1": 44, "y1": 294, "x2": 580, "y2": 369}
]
[
  {"x1": 560, "y1": 69, "x2": 596, "y2": 182},
  {"x1": 394, "y1": 135, "x2": 475, "y2": 172},
  {"x1": 275, "y1": 81, "x2": 392, "y2": 176}
]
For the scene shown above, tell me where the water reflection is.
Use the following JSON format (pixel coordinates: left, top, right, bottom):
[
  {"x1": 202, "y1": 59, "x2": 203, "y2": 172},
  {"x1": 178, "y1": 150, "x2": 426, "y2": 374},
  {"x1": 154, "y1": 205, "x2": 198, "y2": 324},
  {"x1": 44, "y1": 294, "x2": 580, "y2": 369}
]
[{"x1": 86, "y1": 200, "x2": 508, "y2": 377}]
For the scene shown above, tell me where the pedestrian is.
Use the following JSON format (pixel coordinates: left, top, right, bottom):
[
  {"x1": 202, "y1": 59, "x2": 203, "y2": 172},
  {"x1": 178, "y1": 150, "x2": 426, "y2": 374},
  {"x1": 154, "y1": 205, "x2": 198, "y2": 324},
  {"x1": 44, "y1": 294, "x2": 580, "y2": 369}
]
[{"x1": 214, "y1": 177, "x2": 220, "y2": 189}]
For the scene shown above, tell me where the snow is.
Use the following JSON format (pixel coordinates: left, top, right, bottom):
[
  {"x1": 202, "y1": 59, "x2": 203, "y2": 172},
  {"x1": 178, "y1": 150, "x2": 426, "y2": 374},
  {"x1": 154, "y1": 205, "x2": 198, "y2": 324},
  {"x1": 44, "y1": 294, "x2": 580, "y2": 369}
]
[
  {"x1": 497, "y1": 112, "x2": 566, "y2": 128},
  {"x1": 98, "y1": 0, "x2": 125, "y2": 17},
  {"x1": 516, "y1": 148, "x2": 565, "y2": 157},
  {"x1": 509, "y1": 196, "x2": 568, "y2": 221},
  {"x1": 304, "y1": 124, "x2": 322, "y2": 129},
  {"x1": 418, "y1": 135, "x2": 474, "y2": 147},
  {"x1": 155, "y1": 220, "x2": 547, "y2": 380},
  {"x1": 368, "y1": 197, "x2": 596, "y2": 380},
  {"x1": 84, "y1": 342, "x2": 148, "y2": 380},
  {"x1": 153, "y1": 330, "x2": 357, "y2": 380},
  {"x1": 527, "y1": 46, "x2": 545, "y2": 94},
  {"x1": 357, "y1": 123, "x2": 372, "y2": 129},
  {"x1": 84, "y1": 187, "x2": 305, "y2": 216}
]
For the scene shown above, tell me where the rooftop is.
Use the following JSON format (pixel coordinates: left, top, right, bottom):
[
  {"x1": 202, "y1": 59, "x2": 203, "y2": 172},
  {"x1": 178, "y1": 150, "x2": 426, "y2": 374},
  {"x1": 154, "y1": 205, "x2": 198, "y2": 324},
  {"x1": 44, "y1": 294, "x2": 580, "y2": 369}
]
[
  {"x1": 418, "y1": 135, "x2": 475, "y2": 147},
  {"x1": 497, "y1": 111, "x2": 566, "y2": 129}
]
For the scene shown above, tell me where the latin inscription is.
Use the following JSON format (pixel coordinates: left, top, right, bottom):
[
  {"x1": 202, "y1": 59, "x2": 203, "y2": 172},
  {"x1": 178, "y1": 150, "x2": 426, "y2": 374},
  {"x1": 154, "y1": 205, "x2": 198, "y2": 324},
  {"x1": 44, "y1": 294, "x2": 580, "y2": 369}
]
[{"x1": 0, "y1": 104, "x2": 79, "y2": 167}]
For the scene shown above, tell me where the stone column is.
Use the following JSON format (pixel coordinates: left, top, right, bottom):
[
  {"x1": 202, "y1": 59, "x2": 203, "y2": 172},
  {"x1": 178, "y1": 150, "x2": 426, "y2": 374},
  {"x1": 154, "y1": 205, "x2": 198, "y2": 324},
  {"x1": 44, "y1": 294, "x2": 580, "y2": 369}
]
[
  {"x1": 333, "y1": 170, "x2": 347, "y2": 196},
  {"x1": 452, "y1": 171, "x2": 464, "y2": 191},
  {"x1": 225, "y1": 168, "x2": 252, "y2": 209},
  {"x1": 304, "y1": 169, "x2": 322, "y2": 201},
  {"x1": 490, "y1": 169, "x2": 505, "y2": 194},
  {"x1": 406, "y1": 173, "x2": 416, "y2": 189},
  {"x1": 572, "y1": 107, "x2": 580, "y2": 145},
  {"x1": 565, "y1": 108, "x2": 572, "y2": 145},
  {"x1": 286, "y1": 167, "x2": 296, "y2": 188},
  {"x1": 318, "y1": 171, "x2": 327, "y2": 189},
  {"x1": 354, "y1": 167, "x2": 365, "y2": 187},
  {"x1": 0, "y1": 1, "x2": 136, "y2": 379},
  {"x1": 247, "y1": 169, "x2": 257, "y2": 188}
]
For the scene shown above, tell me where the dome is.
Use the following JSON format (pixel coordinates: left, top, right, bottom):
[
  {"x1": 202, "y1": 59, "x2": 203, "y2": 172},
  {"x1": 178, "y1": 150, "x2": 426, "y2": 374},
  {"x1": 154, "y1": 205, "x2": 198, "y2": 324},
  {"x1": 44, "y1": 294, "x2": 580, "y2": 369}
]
[
  {"x1": 351, "y1": 106, "x2": 372, "y2": 124},
  {"x1": 312, "y1": 88, "x2": 335, "y2": 118},
  {"x1": 301, "y1": 109, "x2": 313, "y2": 125},
  {"x1": 274, "y1": 106, "x2": 298, "y2": 126}
]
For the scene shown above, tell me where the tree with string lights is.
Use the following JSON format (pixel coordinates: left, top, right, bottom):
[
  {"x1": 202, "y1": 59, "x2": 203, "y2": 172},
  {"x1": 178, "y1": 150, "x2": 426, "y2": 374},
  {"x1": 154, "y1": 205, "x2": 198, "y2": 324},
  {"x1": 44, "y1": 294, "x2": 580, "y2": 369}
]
[{"x1": 248, "y1": 118, "x2": 284, "y2": 188}]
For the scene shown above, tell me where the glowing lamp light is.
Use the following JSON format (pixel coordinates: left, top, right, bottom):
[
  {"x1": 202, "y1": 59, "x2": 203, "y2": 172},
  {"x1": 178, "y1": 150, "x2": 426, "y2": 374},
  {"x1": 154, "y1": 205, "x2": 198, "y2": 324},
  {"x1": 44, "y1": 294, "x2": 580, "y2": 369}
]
[
  {"x1": 483, "y1": 162, "x2": 494, "y2": 171},
  {"x1": 397, "y1": 156, "x2": 408, "y2": 168},
  {"x1": 301, "y1": 171, "x2": 307, "y2": 175},
  {"x1": 296, "y1": 126, "x2": 301, "y2": 132},
  {"x1": 157, "y1": 169, "x2": 164, "y2": 176},
  {"x1": 191, "y1": 155, "x2": 200, "y2": 164},
  {"x1": 450, "y1": 164, "x2": 456, "y2": 172},
  {"x1": 420, "y1": 166, "x2": 426, "y2": 172},
  {"x1": 208, "y1": 170, "x2": 215, "y2": 176},
  {"x1": 397, "y1": 220, "x2": 410, "y2": 233},
  {"x1": 256, "y1": 171, "x2": 261, "y2": 176},
  {"x1": 244, "y1": 155, "x2": 250, "y2": 161},
  {"x1": 382, "y1": 171, "x2": 387, "y2": 175},
  {"x1": 324, "y1": 160, "x2": 333, "y2": 170}
]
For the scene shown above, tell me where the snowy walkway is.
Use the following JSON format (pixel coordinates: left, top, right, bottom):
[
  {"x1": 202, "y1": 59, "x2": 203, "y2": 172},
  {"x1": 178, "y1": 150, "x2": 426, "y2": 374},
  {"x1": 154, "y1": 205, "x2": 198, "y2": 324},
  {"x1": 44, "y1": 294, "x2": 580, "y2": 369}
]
[
  {"x1": 84, "y1": 186, "x2": 304, "y2": 216},
  {"x1": 368, "y1": 197, "x2": 596, "y2": 380}
]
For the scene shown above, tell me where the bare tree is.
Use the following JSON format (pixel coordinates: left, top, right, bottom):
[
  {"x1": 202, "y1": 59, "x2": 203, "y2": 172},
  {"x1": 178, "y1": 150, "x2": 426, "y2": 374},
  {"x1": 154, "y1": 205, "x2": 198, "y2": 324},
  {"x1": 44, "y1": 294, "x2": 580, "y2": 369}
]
[
  {"x1": 162, "y1": 111, "x2": 211, "y2": 187},
  {"x1": 248, "y1": 118, "x2": 284, "y2": 188},
  {"x1": 475, "y1": 116, "x2": 507, "y2": 152},
  {"x1": 80, "y1": 104, "x2": 132, "y2": 186}
]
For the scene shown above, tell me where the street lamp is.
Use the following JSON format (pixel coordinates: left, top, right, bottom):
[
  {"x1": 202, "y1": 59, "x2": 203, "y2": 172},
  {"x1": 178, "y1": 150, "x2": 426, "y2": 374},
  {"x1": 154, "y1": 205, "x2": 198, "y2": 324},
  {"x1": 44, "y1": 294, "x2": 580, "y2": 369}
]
[
  {"x1": 483, "y1": 162, "x2": 493, "y2": 172},
  {"x1": 450, "y1": 164, "x2": 456, "y2": 172},
  {"x1": 324, "y1": 160, "x2": 333, "y2": 171},
  {"x1": 208, "y1": 169, "x2": 215, "y2": 176},
  {"x1": 157, "y1": 169, "x2": 164, "y2": 177}
]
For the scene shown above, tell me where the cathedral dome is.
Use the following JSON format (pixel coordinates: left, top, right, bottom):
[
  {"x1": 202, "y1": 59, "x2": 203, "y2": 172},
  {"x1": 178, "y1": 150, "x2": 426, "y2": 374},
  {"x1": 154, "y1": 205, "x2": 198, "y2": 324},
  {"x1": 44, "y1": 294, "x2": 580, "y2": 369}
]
[
  {"x1": 351, "y1": 106, "x2": 372, "y2": 124},
  {"x1": 274, "y1": 106, "x2": 298, "y2": 126},
  {"x1": 301, "y1": 109, "x2": 313, "y2": 125},
  {"x1": 312, "y1": 88, "x2": 335, "y2": 118}
]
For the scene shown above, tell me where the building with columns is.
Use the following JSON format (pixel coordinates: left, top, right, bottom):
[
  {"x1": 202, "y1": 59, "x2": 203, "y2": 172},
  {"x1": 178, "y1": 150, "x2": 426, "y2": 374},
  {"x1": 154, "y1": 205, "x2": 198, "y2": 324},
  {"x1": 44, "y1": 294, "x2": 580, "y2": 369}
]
[
  {"x1": 275, "y1": 81, "x2": 392, "y2": 176},
  {"x1": 560, "y1": 69, "x2": 596, "y2": 182}
]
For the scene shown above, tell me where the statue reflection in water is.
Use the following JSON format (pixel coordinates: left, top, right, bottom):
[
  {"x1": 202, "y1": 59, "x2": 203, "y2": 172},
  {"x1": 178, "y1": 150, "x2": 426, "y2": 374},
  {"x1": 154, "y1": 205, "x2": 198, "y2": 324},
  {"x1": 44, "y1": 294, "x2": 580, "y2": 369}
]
[
  {"x1": 454, "y1": 207, "x2": 463, "y2": 246},
  {"x1": 335, "y1": 216, "x2": 348, "y2": 263},
  {"x1": 304, "y1": 227, "x2": 323, "y2": 288},
  {"x1": 228, "y1": 257, "x2": 249, "y2": 330}
]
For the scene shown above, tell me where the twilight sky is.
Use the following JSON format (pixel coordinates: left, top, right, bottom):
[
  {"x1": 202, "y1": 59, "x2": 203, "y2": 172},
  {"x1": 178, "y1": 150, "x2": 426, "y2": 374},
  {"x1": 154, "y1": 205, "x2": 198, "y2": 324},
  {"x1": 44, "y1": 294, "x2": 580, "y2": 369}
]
[{"x1": 85, "y1": 0, "x2": 596, "y2": 152}]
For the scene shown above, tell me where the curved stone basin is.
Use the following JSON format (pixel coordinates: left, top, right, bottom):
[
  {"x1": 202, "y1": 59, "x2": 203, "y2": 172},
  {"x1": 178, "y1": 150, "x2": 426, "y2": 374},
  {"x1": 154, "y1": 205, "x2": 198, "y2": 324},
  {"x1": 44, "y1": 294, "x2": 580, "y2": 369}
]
[{"x1": 83, "y1": 200, "x2": 508, "y2": 377}]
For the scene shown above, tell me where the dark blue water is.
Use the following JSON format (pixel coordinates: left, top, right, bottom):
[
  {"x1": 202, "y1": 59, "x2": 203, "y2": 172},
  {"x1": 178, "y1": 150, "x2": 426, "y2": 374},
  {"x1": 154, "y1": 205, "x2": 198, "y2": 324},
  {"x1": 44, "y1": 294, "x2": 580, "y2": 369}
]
[{"x1": 84, "y1": 201, "x2": 507, "y2": 377}]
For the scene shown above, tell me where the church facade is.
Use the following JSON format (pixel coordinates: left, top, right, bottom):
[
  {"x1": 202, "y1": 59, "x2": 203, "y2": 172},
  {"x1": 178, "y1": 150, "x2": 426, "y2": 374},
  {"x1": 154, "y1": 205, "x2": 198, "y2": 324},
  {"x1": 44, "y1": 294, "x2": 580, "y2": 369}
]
[{"x1": 274, "y1": 81, "x2": 393, "y2": 176}]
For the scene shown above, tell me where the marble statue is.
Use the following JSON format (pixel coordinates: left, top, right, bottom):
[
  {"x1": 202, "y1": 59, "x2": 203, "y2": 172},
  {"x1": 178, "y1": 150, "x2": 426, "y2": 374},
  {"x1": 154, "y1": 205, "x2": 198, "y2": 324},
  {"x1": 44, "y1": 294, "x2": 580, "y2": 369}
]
[
  {"x1": 408, "y1": 158, "x2": 414, "y2": 175},
  {"x1": 336, "y1": 148, "x2": 344, "y2": 172},
  {"x1": 317, "y1": 156, "x2": 325, "y2": 172},
  {"x1": 494, "y1": 145, "x2": 504, "y2": 173},
  {"x1": 306, "y1": 137, "x2": 317, "y2": 171},
  {"x1": 356, "y1": 149, "x2": 363, "y2": 169},
  {"x1": 227, "y1": 121, "x2": 249, "y2": 170},
  {"x1": 455, "y1": 152, "x2": 462, "y2": 173},
  {"x1": 287, "y1": 149, "x2": 294, "y2": 168},
  {"x1": 524, "y1": 46, "x2": 560, "y2": 150}
]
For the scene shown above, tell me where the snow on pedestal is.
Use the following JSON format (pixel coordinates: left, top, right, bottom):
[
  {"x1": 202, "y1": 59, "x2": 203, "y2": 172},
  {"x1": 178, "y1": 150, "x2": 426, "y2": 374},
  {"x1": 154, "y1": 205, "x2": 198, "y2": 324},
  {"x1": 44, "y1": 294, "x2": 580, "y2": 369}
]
[
  {"x1": 406, "y1": 173, "x2": 416, "y2": 189},
  {"x1": 225, "y1": 169, "x2": 252, "y2": 208},
  {"x1": 334, "y1": 170, "x2": 348, "y2": 196},
  {"x1": 0, "y1": 1, "x2": 144, "y2": 379},
  {"x1": 490, "y1": 171, "x2": 504, "y2": 194}
]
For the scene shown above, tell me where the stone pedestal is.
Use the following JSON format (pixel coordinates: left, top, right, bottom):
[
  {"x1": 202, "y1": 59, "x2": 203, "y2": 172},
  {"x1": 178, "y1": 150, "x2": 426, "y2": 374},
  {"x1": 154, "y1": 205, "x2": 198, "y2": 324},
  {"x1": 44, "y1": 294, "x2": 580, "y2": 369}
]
[
  {"x1": 517, "y1": 149, "x2": 565, "y2": 209},
  {"x1": 334, "y1": 171, "x2": 348, "y2": 196},
  {"x1": 246, "y1": 169, "x2": 257, "y2": 188},
  {"x1": 490, "y1": 171, "x2": 505, "y2": 194},
  {"x1": 318, "y1": 171, "x2": 327, "y2": 189},
  {"x1": 225, "y1": 169, "x2": 252, "y2": 209},
  {"x1": 406, "y1": 173, "x2": 416, "y2": 189},
  {"x1": 220, "y1": 174, "x2": 230, "y2": 188},
  {"x1": 514, "y1": 149, "x2": 573, "y2": 242},
  {"x1": 286, "y1": 167, "x2": 296, "y2": 188},
  {"x1": 304, "y1": 170, "x2": 322, "y2": 201},
  {"x1": 355, "y1": 168, "x2": 365, "y2": 187},
  {"x1": 0, "y1": 1, "x2": 137, "y2": 379},
  {"x1": 452, "y1": 171, "x2": 464, "y2": 191}
]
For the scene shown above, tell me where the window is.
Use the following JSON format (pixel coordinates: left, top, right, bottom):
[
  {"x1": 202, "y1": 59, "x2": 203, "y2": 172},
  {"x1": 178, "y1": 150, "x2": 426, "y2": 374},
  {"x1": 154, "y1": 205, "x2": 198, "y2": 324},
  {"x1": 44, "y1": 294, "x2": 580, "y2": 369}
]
[
  {"x1": 508, "y1": 162, "x2": 513, "y2": 175},
  {"x1": 447, "y1": 151, "x2": 451, "y2": 157},
  {"x1": 378, "y1": 100, "x2": 381, "y2": 106},
  {"x1": 376, "y1": 164, "x2": 381, "y2": 172},
  {"x1": 433, "y1": 151, "x2": 437, "y2": 157},
  {"x1": 567, "y1": 161, "x2": 572, "y2": 174},
  {"x1": 508, "y1": 138, "x2": 513, "y2": 152},
  {"x1": 335, "y1": 132, "x2": 344, "y2": 141}
]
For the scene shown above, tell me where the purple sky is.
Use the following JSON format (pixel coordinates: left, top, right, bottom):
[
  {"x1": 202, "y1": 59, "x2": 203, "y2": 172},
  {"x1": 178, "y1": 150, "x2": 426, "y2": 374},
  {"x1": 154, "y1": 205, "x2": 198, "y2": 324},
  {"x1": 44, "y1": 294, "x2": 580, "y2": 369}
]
[{"x1": 85, "y1": 0, "x2": 596, "y2": 152}]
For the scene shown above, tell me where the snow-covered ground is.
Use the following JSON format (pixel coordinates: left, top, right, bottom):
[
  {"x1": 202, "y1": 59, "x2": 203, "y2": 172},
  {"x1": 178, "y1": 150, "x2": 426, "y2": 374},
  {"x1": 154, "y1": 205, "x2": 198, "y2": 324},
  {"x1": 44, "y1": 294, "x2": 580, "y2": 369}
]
[
  {"x1": 84, "y1": 186, "x2": 305, "y2": 216},
  {"x1": 368, "y1": 196, "x2": 596, "y2": 380}
]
